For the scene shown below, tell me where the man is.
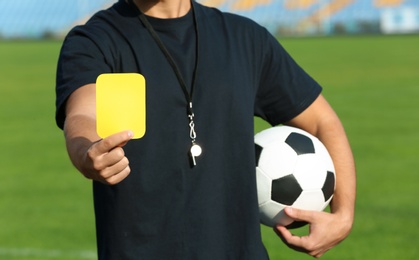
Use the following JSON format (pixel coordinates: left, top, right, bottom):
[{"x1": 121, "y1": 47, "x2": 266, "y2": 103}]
[{"x1": 56, "y1": 0, "x2": 356, "y2": 259}]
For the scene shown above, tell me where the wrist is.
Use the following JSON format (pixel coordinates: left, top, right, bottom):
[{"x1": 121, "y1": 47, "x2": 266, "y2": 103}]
[{"x1": 330, "y1": 204, "x2": 355, "y2": 235}]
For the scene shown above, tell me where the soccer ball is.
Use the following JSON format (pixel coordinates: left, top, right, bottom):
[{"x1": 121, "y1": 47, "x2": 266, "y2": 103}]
[{"x1": 255, "y1": 126, "x2": 336, "y2": 228}]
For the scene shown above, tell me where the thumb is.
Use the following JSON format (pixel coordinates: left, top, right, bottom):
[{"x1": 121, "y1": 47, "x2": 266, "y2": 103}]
[
  {"x1": 115, "y1": 130, "x2": 135, "y2": 148},
  {"x1": 95, "y1": 130, "x2": 134, "y2": 154},
  {"x1": 284, "y1": 207, "x2": 316, "y2": 223}
]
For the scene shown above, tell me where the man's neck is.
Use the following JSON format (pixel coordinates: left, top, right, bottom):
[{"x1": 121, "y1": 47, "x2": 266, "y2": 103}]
[{"x1": 131, "y1": 0, "x2": 191, "y2": 18}]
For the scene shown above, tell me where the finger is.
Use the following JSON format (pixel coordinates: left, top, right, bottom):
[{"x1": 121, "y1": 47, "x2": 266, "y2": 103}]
[
  {"x1": 274, "y1": 225, "x2": 309, "y2": 254},
  {"x1": 89, "y1": 145, "x2": 126, "y2": 171},
  {"x1": 98, "y1": 155, "x2": 130, "y2": 179},
  {"x1": 102, "y1": 146, "x2": 126, "y2": 166},
  {"x1": 274, "y1": 225, "x2": 290, "y2": 244},
  {"x1": 93, "y1": 130, "x2": 134, "y2": 155},
  {"x1": 102, "y1": 165, "x2": 131, "y2": 185}
]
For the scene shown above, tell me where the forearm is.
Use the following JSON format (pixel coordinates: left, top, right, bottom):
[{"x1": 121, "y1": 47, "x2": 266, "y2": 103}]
[
  {"x1": 63, "y1": 114, "x2": 100, "y2": 176},
  {"x1": 315, "y1": 116, "x2": 356, "y2": 224},
  {"x1": 281, "y1": 100, "x2": 356, "y2": 257},
  {"x1": 286, "y1": 95, "x2": 356, "y2": 224},
  {"x1": 62, "y1": 84, "x2": 99, "y2": 176}
]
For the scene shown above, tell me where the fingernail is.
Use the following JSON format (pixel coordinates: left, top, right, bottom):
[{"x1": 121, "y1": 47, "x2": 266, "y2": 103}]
[{"x1": 127, "y1": 130, "x2": 134, "y2": 138}]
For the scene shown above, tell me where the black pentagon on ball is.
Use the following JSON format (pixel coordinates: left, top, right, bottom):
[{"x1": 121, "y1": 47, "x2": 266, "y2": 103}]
[
  {"x1": 285, "y1": 132, "x2": 315, "y2": 155},
  {"x1": 322, "y1": 171, "x2": 335, "y2": 201},
  {"x1": 286, "y1": 220, "x2": 308, "y2": 229},
  {"x1": 255, "y1": 143, "x2": 263, "y2": 166},
  {"x1": 271, "y1": 174, "x2": 303, "y2": 205}
]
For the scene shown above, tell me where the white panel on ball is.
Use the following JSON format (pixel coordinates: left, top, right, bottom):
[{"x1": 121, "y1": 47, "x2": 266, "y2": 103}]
[
  {"x1": 256, "y1": 168, "x2": 273, "y2": 205},
  {"x1": 292, "y1": 190, "x2": 327, "y2": 211},
  {"x1": 259, "y1": 201, "x2": 292, "y2": 227},
  {"x1": 259, "y1": 143, "x2": 297, "y2": 180},
  {"x1": 293, "y1": 154, "x2": 327, "y2": 190}
]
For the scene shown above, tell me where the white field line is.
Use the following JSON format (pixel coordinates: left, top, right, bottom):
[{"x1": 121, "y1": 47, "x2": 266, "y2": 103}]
[{"x1": 0, "y1": 247, "x2": 96, "y2": 259}]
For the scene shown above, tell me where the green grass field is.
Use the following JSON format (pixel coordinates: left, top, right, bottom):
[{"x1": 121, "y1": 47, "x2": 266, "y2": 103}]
[{"x1": 0, "y1": 35, "x2": 418, "y2": 259}]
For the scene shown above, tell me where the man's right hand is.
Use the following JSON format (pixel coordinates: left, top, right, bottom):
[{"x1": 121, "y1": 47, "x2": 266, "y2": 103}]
[{"x1": 82, "y1": 130, "x2": 134, "y2": 185}]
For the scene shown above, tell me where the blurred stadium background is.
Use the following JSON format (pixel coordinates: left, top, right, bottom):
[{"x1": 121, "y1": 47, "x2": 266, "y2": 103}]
[
  {"x1": 0, "y1": 0, "x2": 418, "y2": 39},
  {"x1": 1, "y1": 1, "x2": 419, "y2": 260}
]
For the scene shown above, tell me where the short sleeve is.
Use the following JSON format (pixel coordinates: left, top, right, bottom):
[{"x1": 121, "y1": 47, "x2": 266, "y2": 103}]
[
  {"x1": 55, "y1": 26, "x2": 113, "y2": 129},
  {"x1": 254, "y1": 32, "x2": 322, "y2": 126}
]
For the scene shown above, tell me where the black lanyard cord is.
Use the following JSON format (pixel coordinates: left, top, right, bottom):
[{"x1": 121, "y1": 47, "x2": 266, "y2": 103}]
[
  {"x1": 130, "y1": 1, "x2": 203, "y2": 166},
  {"x1": 135, "y1": 3, "x2": 199, "y2": 117}
]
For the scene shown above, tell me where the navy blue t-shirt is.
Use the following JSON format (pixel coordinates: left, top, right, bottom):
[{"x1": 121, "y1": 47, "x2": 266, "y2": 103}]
[{"x1": 56, "y1": 1, "x2": 322, "y2": 259}]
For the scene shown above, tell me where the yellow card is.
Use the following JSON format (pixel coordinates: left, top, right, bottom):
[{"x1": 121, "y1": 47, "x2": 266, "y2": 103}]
[{"x1": 96, "y1": 73, "x2": 146, "y2": 139}]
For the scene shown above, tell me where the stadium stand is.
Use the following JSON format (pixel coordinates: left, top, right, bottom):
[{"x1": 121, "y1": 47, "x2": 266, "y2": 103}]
[
  {"x1": 374, "y1": 0, "x2": 404, "y2": 8},
  {"x1": 0, "y1": 0, "x2": 418, "y2": 38},
  {"x1": 0, "y1": 0, "x2": 113, "y2": 38},
  {"x1": 218, "y1": 0, "x2": 419, "y2": 35},
  {"x1": 285, "y1": 0, "x2": 318, "y2": 9},
  {"x1": 299, "y1": 0, "x2": 356, "y2": 28}
]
